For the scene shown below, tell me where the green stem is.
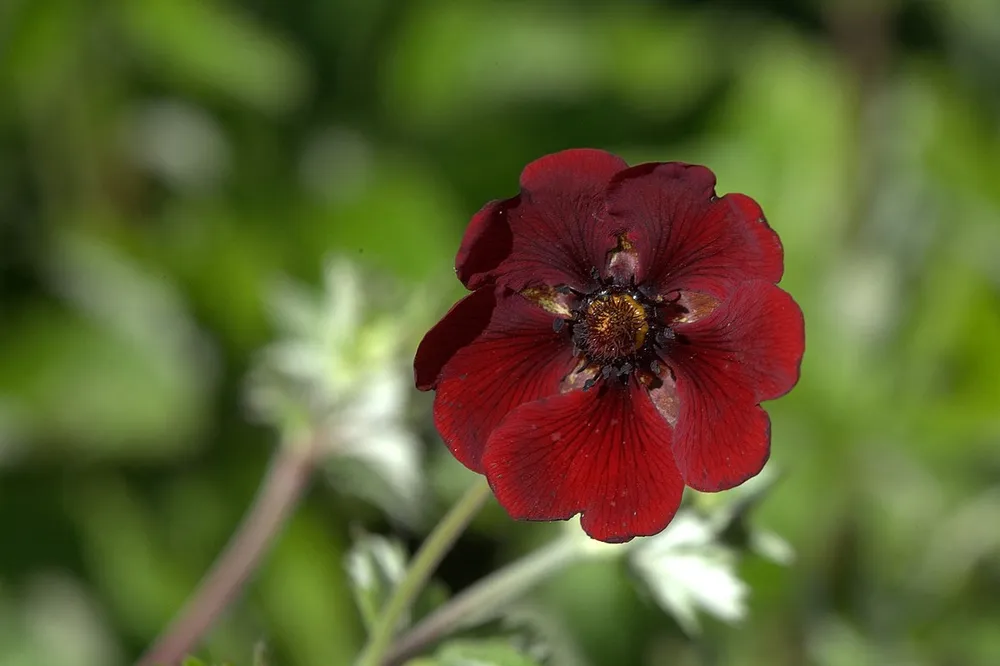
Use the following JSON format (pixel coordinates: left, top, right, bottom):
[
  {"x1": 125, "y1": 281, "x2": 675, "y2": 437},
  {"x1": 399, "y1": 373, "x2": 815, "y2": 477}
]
[
  {"x1": 355, "y1": 479, "x2": 493, "y2": 666},
  {"x1": 384, "y1": 535, "x2": 583, "y2": 666}
]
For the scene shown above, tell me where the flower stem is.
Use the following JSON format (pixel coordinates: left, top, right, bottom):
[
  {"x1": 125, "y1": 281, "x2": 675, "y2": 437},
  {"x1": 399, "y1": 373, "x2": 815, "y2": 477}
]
[
  {"x1": 384, "y1": 535, "x2": 583, "y2": 666},
  {"x1": 354, "y1": 479, "x2": 493, "y2": 666},
  {"x1": 137, "y1": 440, "x2": 317, "y2": 666}
]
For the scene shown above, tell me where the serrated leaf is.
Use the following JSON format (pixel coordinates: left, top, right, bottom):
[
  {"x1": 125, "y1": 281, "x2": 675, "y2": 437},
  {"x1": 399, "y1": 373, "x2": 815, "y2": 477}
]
[
  {"x1": 325, "y1": 366, "x2": 427, "y2": 528},
  {"x1": 247, "y1": 258, "x2": 428, "y2": 526},
  {"x1": 344, "y1": 532, "x2": 409, "y2": 632},
  {"x1": 434, "y1": 638, "x2": 544, "y2": 666},
  {"x1": 629, "y1": 511, "x2": 748, "y2": 635}
]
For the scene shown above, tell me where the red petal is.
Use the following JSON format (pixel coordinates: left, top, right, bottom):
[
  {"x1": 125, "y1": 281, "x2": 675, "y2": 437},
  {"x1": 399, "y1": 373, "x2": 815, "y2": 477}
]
[
  {"x1": 432, "y1": 292, "x2": 576, "y2": 472},
  {"x1": 605, "y1": 162, "x2": 784, "y2": 297},
  {"x1": 669, "y1": 281, "x2": 805, "y2": 491},
  {"x1": 482, "y1": 381, "x2": 684, "y2": 543},
  {"x1": 414, "y1": 288, "x2": 497, "y2": 391},
  {"x1": 457, "y1": 149, "x2": 628, "y2": 292}
]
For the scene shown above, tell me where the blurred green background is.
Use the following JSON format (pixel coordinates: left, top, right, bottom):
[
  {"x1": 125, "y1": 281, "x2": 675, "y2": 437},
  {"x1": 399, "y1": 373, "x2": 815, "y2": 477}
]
[{"x1": 2, "y1": 0, "x2": 1000, "y2": 664}]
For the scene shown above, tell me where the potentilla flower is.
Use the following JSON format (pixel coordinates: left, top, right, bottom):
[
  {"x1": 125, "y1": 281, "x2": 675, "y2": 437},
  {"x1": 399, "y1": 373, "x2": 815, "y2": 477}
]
[{"x1": 414, "y1": 149, "x2": 805, "y2": 543}]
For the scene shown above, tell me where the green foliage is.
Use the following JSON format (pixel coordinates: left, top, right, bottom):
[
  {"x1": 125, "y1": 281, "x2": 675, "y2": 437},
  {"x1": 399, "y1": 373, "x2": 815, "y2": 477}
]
[
  {"x1": 345, "y1": 532, "x2": 409, "y2": 632},
  {"x1": 181, "y1": 656, "x2": 236, "y2": 666},
  {"x1": 173, "y1": 646, "x2": 267, "y2": 666},
  {"x1": 118, "y1": 0, "x2": 309, "y2": 113},
  {"x1": 423, "y1": 639, "x2": 544, "y2": 666}
]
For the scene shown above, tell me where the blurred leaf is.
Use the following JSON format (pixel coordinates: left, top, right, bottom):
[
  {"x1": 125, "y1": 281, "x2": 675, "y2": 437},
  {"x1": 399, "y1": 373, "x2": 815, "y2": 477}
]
[
  {"x1": 0, "y1": 0, "x2": 86, "y2": 115},
  {"x1": 0, "y1": 308, "x2": 208, "y2": 459},
  {"x1": 68, "y1": 478, "x2": 194, "y2": 639},
  {"x1": 0, "y1": 231, "x2": 213, "y2": 459},
  {"x1": 539, "y1": 558, "x2": 643, "y2": 666},
  {"x1": 301, "y1": 151, "x2": 462, "y2": 282},
  {"x1": 808, "y1": 618, "x2": 879, "y2": 666},
  {"x1": 116, "y1": 0, "x2": 308, "y2": 113},
  {"x1": 125, "y1": 99, "x2": 232, "y2": 193},
  {"x1": 181, "y1": 658, "x2": 235, "y2": 666},
  {"x1": 344, "y1": 531, "x2": 409, "y2": 632},
  {"x1": 931, "y1": 0, "x2": 1000, "y2": 87},
  {"x1": 601, "y1": 6, "x2": 723, "y2": 116},
  {"x1": 916, "y1": 487, "x2": 1000, "y2": 595},
  {"x1": 688, "y1": 470, "x2": 795, "y2": 566},
  {"x1": 432, "y1": 638, "x2": 544, "y2": 666},
  {"x1": 0, "y1": 573, "x2": 124, "y2": 666},
  {"x1": 385, "y1": 1, "x2": 597, "y2": 130},
  {"x1": 252, "y1": 641, "x2": 270, "y2": 666},
  {"x1": 384, "y1": 1, "x2": 723, "y2": 130},
  {"x1": 749, "y1": 529, "x2": 796, "y2": 567},
  {"x1": 704, "y1": 30, "x2": 852, "y2": 278},
  {"x1": 256, "y1": 508, "x2": 364, "y2": 666},
  {"x1": 151, "y1": 203, "x2": 281, "y2": 352}
]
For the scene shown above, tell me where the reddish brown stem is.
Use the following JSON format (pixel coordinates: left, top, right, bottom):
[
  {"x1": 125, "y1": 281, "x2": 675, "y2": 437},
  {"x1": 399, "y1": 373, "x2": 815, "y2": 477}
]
[{"x1": 136, "y1": 442, "x2": 317, "y2": 666}]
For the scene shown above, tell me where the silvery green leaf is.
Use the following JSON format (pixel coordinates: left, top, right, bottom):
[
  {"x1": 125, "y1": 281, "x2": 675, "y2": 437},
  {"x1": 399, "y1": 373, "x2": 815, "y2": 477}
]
[
  {"x1": 325, "y1": 366, "x2": 426, "y2": 527},
  {"x1": 345, "y1": 532, "x2": 409, "y2": 632},
  {"x1": 246, "y1": 256, "x2": 427, "y2": 525},
  {"x1": 630, "y1": 511, "x2": 748, "y2": 634},
  {"x1": 247, "y1": 258, "x2": 369, "y2": 422},
  {"x1": 500, "y1": 603, "x2": 588, "y2": 666}
]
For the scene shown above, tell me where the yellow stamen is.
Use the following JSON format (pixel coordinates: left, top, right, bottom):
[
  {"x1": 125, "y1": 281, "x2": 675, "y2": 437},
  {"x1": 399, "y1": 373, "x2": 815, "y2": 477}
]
[{"x1": 584, "y1": 293, "x2": 649, "y2": 358}]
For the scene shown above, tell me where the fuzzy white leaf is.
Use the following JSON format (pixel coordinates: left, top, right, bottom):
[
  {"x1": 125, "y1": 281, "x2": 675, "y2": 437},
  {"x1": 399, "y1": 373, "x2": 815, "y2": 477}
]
[
  {"x1": 247, "y1": 256, "x2": 427, "y2": 525},
  {"x1": 630, "y1": 511, "x2": 749, "y2": 634}
]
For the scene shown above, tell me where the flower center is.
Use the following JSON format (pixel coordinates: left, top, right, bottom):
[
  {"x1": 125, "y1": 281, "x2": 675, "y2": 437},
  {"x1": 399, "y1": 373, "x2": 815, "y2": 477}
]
[{"x1": 576, "y1": 291, "x2": 649, "y2": 364}]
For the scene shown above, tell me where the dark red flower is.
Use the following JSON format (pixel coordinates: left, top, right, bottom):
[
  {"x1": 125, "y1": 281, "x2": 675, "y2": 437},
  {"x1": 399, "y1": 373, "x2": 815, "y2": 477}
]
[{"x1": 415, "y1": 149, "x2": 804, "y2": 543}]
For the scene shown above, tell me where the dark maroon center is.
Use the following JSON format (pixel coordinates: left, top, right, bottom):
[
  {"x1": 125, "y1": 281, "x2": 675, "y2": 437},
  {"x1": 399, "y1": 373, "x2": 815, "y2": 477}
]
[{"x1": 562, "y1": 283, "x2": 677, "y2": 387}]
